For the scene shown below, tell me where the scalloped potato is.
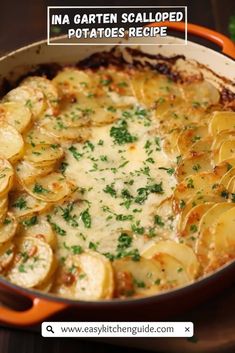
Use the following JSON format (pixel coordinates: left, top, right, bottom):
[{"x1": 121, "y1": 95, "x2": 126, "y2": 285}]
[{"x1": 0, "y1": 51, "x2": 234, "y2": 301}]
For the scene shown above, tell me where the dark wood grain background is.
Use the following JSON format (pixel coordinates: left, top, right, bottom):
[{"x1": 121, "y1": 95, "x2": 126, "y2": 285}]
[{"x1": 0, "y1": 0, "x2": 234, "y2": 352}]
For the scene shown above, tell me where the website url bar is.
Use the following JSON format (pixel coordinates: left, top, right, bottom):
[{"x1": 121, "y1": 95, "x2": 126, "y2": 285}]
[{"x1": 42, "y1": 322, "x2": 194, "y2": 337}]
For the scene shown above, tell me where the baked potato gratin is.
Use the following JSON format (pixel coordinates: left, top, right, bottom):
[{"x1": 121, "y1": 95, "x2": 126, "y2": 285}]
[{"x1": 0, "y1": 48, "x2": 234, "y2": 300}]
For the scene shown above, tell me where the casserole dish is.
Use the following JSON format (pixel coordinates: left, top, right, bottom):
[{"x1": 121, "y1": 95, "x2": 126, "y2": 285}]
[{"x1": 0, "y1": 22, "x2": 234, "y2": 326}]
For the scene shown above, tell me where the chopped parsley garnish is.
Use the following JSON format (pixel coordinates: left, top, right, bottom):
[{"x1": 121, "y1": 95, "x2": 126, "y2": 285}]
[
  {"x1": 103, "y1": 184, "x2": 116, "y2": 198},
  {"x1": 71, "y1": 245, "x2": 83, "y2": 255},
  {"x1": 22, "y1": 216, "x2": 38, "y2": 228},
  {"x1": 131, "y1": 221, "x2": 145, "y2": 235},
  {"x1": 158, "y1": 167, "x2": 175, "y2": 175},
  {"x1": 179, "y1": 200, "x2": 186, "y2": 209},
  {"x1": 187, "y1": 178, "x2": 194, "y2": 189},
  {"x1": 59, "y1": 161, "x2": 68, "y2": 174},
  {"x1": 33, "y1": 183, "x2": 50, "y2": 194},
  {"x1": 89, "y1": 241, "x2": 98, "y2": 250},
  {"x1": 47, "y1": 215, "x2": 66, "y2": 236},
  {"x1": 60, "y1": 203, "x2": 78, "y2": 227},
  {"x1": 134, "y1": 279, "x2": 146, "y2": 288},
  {"x1": 110, "y1": 120, "x2": 137, "y2": 145},
  {"x1": 192, "y1": 164, "x2": 201, "y2": 172},
  {"x1": 190, "y1": 224, "x2": 198, "y2": 233},
  {"x1": 13, "y1": 197, "x2": 27, "y2": 210},
  {"x1": 154, "y1": 215, "x2": 165, "y2": 227},
  {"x1": 117, "y1": 233, "x2": 132, "y2": 250},
  {"x1": 80, "y1": 209, "x2": 91, "y2": 228},
  {"x1": 68, "y1": 146, "x2": 83, "y2": 161},
  {"x1": 135, "y1": 183, "x2": 164, "y2": 204}
]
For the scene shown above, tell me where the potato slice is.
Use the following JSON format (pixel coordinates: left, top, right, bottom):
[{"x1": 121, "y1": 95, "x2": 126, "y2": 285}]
[
  {"x1": 0, "y1": 122, "x2": 24, "y2": 163},
  {"x1": 21, "y1": 76, "x2": 59, "y2": 113},
  {"x1": 190, "y1": 136, "x2": 213, "y2": 155},
  {"x1": 209, "y1": 111, "x2": 235, "y2": 136},
  {"x1": 227, "y1": 176, "x2": 235, "y2": 193},
  {"x1": 212, "y1": 130, "x2": 235, "y2": 151},
  {"x1": 142, "y1": 240, "x2": 199, "y2": 280},
  {"x1": 220, "y1": 167, "x2": 235, "y2": 189},
  {"x1": 0, "y1": 213, "x2": 18, "y2": 244},
  {"x1": 182, "y1": 81, "x2": 220, "y2": 106},
  {"x1": 196, "y1": 203, "x2": 235, "y2": 266},
  {"x1": 15, "y1": 160, "x2": 54, "y2": 185},
  {"x1": 7, "y1": 236, "x2": 54, "y2": 288},
  {"x1": 173, "y1": 172, "x2": 222, "y2": 213},
  {"x1": 24, "y1": 143, "x2": 64, "y2": 167},
  {"x1": 40, "y1": 119, "x2": 91, "y2": 142},
  {"x1": 24, "y1": 172, "x2": 72, "y2": 203},
  {"x1": 180, "y1": 202, "x2": 215, "y2": 242},
  {"x1": 176, "y1": 152, "x2": 213, "y2": 181},
  {"x1": 207, "y1": 207, "x2": 235, "y2": 271},
  {"x1": 218, "y1": 140, "x2": 235, "y2": 163},
  {"x1": 24, "y1": 127, "x2": 57, "y2": 146},
  {"x1": 9, "y1": 192, "x2": 48, "y2": 218},
  {"x1": 0, "y1": 196, "x2": 8, "y2": 224},
  {"x1": 142, "y1": 72, "x2": 182, "y2": 107},
  {"x1": 153, "y1": 253, "x2": 190, "y2": 289},
  {"x1": 0, "y1": 241, "x2": 15, "y2": 273},
  {"x1": 52, "y1": 68, "x2": 92, "y2": 97},
  {"x1": 0, "y1": 159, "x2": 14, "y2": 197},
  {"x1": 178, "y1": 193, "x2": 225, "y2": 232},
  {"x1": 113, "y1": 256, "x2": 165, "y2": 297},
  {"x1": 177, "y1": 125, "x2": 208, "y2": 156},
  {"x1": 3, "y1": 86, "x2": 45, "y2": 119},
  {"x1": 54, "y1": 251, "x2": 114, "y2": 300},
  {"x1": 163, "y1": 129, "x2": 180, "y2": 160},
  {"x1": 19, "y1": 216, "x2": 56, "y2": 249},
  {"x1": 0, "y1": 102, "x2": 32, "y2": 133}
]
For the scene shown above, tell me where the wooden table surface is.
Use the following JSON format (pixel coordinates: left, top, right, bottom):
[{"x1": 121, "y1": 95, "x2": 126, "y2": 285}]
[{"x1": 0, "y1": 0, "x2": 234, "y2": 352}]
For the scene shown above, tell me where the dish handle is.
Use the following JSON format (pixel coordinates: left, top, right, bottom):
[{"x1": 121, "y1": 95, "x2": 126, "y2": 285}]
[
  {"x1": 0, "y1": 297, "x2": 66, "y2": 326},
  {"x1": 148, "y1": 22, "x2": 235, "y2": 59}
]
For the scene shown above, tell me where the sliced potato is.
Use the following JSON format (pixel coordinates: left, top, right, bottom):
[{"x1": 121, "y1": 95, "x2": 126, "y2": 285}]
[
  {"x1": 212, "y1": 130, "x2": 235, "y2": 150},
  {"x1": 220, "y1": 167, "x2": 235, "y2": 189},
  {"x1": 190, "y1": 136, "x2": 213, "y2": 155},
  {"x1": 52, "y1": 68, "x2": 92, "y2": 97},
  {"x1": 180, "y1": 202, "x2": 214, "y2": 243},
  {"x1": 0, "y1": 241, "x2": 15, "y2": 273},
  {"x1": 173, "y1": 172, "x2": 222, "y2": 212},
  {"x1": 0, "y1": 213, "x2": 17, "y2": 244},
  {"x1": 40, "y1": 118, "x2": 91, "y2": 142},
  {"x1": 153, "y1": 253, "x2": 190, "y2": 289},
  {"x1": 54, "y1": 251, "x2": 114, "y2": 300},
  {"x1": 196, "y1": 203, "x2": 235, "y2": 266},
  {"x1": 113, "y1": 256, "x2": 165, "y2": 297},
  {"x1": 141, "y1": 240, "x2": 199, "y2": 280},
  {"x1": 0, "y1": 159, "x2": 14, "y2": 197},
  {"x1": 0, "y1": 196, "x2": 8, "y2": 224},
  {"x1": 24, "y1": 127, "x2": 57, "y2": 146},
  {"x1": 178, "y1": 193, "x2": 225, "y2": 232},
  {"x1": 142, "y1": 72, "x2": 182, "y2": 107},
  {"x1": 15, "y1": 160, "x2": 54, "y2": 185},
  {"x1": 19, "y1": 216, "x2": 56, "y2": 249},
  {"x1": 207, "y1": 207, "x2": 235, "y2": 271},
  {"x1": 218, "y1": 140, "x2": 235, "y2": 163},
  {"x1": 3, "y1": 86, "x2": 45, "y2": 119},
  {"x1": 0, "y1": 101, "x2": 32, "y2": 133},
  {"x1": 163, "y1": 129, "x2": 180, "y2": 160},
  {"x1": 7, "y1": 236, "x2": 54, "y2": 288},
  {"x1": 227, "y1": 176, "x2": 235, "y2": 193},
  {"x1": 24, "y1": 172, "x2": 72, "y2": 203},
  {"x1": 9, "y1": 192, "x2": 48, "y2": 218},
  {"x1": 182, "y1": 81, "x2": 220, "y2": 106},
  {"x1": 209, "y1": 111, "x2": 235, "y2": 136},
  {"x1": 0, "y1": 122, "x2": 24, "y2": 163},
  {"x1": 21, "y1": 76, "x2": 59, "y2": 113},
  {"x1": 176, "y1": 152, "x2": 213, "y2": 181},
  {"x1": 24, "y1": 143, "x2": 64, "y2": 167},
  {"x1": 177, "y1": 125, "x2": 208, "y2": 156}
]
